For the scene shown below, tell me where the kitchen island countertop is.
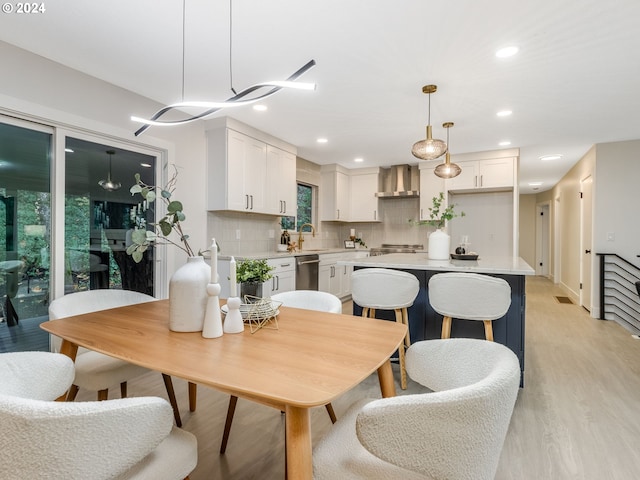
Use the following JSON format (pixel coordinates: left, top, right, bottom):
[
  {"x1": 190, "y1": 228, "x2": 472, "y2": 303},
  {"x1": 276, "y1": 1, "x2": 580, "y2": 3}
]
[{"x1": 338, "y1": 253, "x2": 534, "y2": 276}]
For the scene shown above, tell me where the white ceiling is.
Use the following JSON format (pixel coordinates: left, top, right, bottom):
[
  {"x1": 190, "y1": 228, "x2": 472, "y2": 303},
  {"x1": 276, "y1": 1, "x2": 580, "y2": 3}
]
[{"x1": 1, "y1": 0, "x2": 639, "y2": 194}]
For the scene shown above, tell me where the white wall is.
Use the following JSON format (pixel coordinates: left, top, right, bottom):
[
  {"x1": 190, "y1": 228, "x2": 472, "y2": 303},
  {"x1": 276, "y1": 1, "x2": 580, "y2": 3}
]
[{"x1": 0, "y1": 40, "x2": 209, "y2": 294}]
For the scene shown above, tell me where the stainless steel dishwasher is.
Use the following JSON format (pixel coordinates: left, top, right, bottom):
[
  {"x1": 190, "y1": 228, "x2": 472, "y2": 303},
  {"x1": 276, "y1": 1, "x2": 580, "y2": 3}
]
[{"x1": 295, "y1": 254, "x2": 319, "y2": 290}]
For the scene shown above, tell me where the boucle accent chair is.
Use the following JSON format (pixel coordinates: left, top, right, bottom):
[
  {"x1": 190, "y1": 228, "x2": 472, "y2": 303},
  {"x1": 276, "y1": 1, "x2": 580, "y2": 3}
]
[
  {"x1": 428, "y1": 272, "x2": 512, "y2": 341},
  {"x1": 0, "y1": 351, "x2": 198, "y2": 480},
  {"x1": 219, "y1": 290, "x2": 342, "y2": 453},
  {"x1": 313, "y1": 338, "x2": 521, "y2": 479},
  {"x1": 351, "y1": 268, "x2": 420, "y2": 389},
  {"x1": 48, "y1": 289, "x2": 196, "y2": 427}
]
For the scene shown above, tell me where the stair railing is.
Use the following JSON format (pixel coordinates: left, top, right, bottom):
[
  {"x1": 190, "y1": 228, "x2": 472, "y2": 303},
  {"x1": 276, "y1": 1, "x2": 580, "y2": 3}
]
[{"x1": 597, "y1": 253, "x2": 640, "y2": 332}]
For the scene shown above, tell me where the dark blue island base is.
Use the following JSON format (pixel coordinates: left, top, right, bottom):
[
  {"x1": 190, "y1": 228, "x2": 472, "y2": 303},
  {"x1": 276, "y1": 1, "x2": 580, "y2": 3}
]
[{"x1": 352, "y1": 267, "x2": 527, "y2": 387}]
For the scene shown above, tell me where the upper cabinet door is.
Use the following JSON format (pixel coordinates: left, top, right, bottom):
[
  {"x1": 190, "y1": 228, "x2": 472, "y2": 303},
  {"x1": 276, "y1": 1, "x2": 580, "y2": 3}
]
[
  {"x1": 321, "y1": 166, "x2": 351, "y2": 221},
  {"x1": 266, "y1": 146, "x2": 297, "y2": 216},
  {"x1": 350, "y1": 171, "x2": 380, "y2": 222},
  {"x1": 446, "y1": 157, "x2": 514, "y2": 192}
]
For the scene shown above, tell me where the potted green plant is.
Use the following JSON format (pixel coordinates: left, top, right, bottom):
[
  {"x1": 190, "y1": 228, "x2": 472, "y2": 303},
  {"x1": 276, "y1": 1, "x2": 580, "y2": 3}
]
[
  {"x1": 236, "y1": 259, "x2": 274, "y2": 299},
  {"x1": 410, "y1": 192, "x2": 464, "y2": 260}
]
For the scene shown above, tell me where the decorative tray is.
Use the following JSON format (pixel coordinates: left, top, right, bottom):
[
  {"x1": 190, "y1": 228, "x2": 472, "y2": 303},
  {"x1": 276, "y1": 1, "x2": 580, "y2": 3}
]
[
  {"x1": 221, "y1": 300, "x2": 280, "y2": 320},
  {"x1": 450, "y1": 253, "x2": 479, "y2": 260}
]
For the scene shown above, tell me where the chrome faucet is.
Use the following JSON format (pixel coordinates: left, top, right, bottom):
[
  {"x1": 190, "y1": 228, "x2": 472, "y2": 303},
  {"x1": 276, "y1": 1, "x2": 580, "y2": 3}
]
[{"x1": 297, "y1": 223, "x2": 316, "y2": 250}]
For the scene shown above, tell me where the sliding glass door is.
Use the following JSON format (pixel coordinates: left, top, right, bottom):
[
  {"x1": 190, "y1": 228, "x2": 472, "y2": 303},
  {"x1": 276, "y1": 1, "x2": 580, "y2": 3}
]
[
  {"x1": 0, "y1": 117, "x2": 161, "y2": 353},
  {"x1": 64, "y1": 137, "x2": 157, "y2": 296},
  {"x1": 0, "y1": 118, "x2": 52, "y2": 352}
]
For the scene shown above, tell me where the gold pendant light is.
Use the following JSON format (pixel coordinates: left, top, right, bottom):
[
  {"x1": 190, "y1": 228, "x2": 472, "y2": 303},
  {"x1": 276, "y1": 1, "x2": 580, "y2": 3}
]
[
  {"x1": 411, "y1": 85, "x2": 447, "y2": 160},
  {"x1": 434, "y1": 122, "x2": 462, "y2": 179}
]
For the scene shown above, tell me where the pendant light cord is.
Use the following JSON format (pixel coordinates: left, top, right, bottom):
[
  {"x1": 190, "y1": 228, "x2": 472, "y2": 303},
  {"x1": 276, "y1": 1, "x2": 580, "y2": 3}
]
[
  {"x1": 181, "y1": 0, "x2": 186, "y2": 101},
  {"x1": 229, "y1": 0, "x2": 237, "y2": 95}
]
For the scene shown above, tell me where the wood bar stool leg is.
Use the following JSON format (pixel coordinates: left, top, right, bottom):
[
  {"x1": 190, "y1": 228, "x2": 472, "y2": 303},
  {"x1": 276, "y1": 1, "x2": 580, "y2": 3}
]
[
  {"x1": 483, "y1": 320, "x2": 494, "y2": 341},
  {"x1": 402, "y1": 307, "x2": 411, "y2": 348},
  {"x1": 441, "y1": 316, "x2": 452, "y2": 339},
  {"x1": 394, "y1": 308, "x2": 407, "y2": 390}
]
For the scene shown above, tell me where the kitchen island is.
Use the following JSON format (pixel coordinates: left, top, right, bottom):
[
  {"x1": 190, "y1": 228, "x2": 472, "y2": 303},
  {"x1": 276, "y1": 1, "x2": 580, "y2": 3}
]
[{"x1": 338, "y1": 253, "x2": 534, "y2": 385}]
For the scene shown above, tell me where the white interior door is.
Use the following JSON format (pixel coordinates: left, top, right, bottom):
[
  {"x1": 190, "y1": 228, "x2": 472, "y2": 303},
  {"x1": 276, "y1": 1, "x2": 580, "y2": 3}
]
[
  {"x1": 580, "y1": 175, "x2": 593, "y2": 312},
  {"x1": 536, "y1": 203, "x2": 550, "y2": 276}
]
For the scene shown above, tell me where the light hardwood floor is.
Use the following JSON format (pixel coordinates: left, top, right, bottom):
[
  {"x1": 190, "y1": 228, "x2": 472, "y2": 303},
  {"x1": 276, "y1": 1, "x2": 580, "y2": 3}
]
[{"x1": 76, "y1": 276, "x2": 640, "y2": 479}]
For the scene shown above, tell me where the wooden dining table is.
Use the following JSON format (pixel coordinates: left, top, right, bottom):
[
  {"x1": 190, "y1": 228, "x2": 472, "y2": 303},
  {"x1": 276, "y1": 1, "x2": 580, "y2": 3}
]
[{"x1": 40, "y1": 298, "x2": 407, "y2": 480}]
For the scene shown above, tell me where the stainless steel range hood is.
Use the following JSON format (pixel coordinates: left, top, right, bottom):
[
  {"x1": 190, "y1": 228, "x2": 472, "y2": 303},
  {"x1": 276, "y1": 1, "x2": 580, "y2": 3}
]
[{"x1": 376, "y1": 164, "x2": 420, "y2": 198}]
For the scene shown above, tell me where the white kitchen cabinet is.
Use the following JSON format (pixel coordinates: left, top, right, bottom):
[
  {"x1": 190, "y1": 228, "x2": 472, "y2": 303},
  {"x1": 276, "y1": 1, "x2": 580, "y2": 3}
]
[
  {"x1": 206, "y1": 118, "x2": 297, "y2": 215},
  {"x1": 262, "y1": 257, "x2": 295, "y2": 298},
  {"x1": 320, "y1": 164, "x2": 350, "y2": 221},
  {"x1": 419, "y1": 163, "x2": 445, "y2": 221},
  {"x1": 319, "y1": 251, "x2": 368, "y2": 299},
  {"x1": 266, "y1": 146, "x2": 297, "y2": 216},
  {"x1": 208, "y1": 128, "x2": 267, "y2": 212},
  {"x1": 446, "y1": 157, "x2": 515, "y2": 192},
  {"x1": 349, "y1": 168, "x2": 380, "y2": 222}
]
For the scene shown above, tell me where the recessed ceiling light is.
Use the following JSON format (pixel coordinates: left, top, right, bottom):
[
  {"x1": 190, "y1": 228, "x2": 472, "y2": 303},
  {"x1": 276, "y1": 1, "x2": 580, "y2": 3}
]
[
  {"x1": 140, "y1": 163, "x2": 152, "y2": 168},
  {"x1": 496, "y1": 110, "x2": 512, "y2": 117},
  {"x1": 539, "y1": 154, "x2": 563, "y2": 161},
  {"x1": 253, "y1": 104, "x2": 267, "y2": 111},
  {"x1": 317, "y1": 138, "x2": 328, "y2": 144},
  {"x1": 498, "y1": 141, "x2": 511, "y2": 146},
  {"x1": 354, "y1": 157, "x2": 364, "y2": 163},
  {"x1": 496, "y1": 46, "x2": 519, "y2": 58},
  {"x1": 65, "y1": 148, "x2": 74, "y2": 153}
]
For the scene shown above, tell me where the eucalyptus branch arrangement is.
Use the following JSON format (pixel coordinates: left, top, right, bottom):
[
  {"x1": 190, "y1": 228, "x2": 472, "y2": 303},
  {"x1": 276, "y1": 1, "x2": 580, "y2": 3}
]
[
  {"x1": 126, "y1": 166, "x2": 198, "y2": 263},
  {"x1": 410, "y1": 192, "x2": 465, "y2": 229}
]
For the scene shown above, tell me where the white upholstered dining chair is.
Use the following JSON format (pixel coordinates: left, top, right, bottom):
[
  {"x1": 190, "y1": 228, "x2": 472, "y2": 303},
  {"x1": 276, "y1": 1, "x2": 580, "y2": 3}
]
[
  {"x1": 313, "y1": 338, "x2": 521, "y2": 479},
  {"x1": 48, "y1": 289, "x2": 196, "y2": 427},
  {"x1": 219, "y1": 289, "x2": 342, "y2": 454},
  {"x1": 0, "y1": 351, "x2": 197, "y2": 480}
]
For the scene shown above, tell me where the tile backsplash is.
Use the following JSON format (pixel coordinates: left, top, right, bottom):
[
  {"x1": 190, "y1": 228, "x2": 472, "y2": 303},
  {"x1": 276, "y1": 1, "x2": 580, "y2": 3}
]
[{"x1": 208, "y1": 196, "x2": 430, "y2": 256}]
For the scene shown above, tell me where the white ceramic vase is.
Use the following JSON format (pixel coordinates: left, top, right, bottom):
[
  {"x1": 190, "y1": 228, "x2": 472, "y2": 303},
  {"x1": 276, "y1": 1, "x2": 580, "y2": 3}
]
[
  {"x1": 169, "y1": 256, "x2": 211, "y2": 332},
  {"x1": 428, "y1": 228, "x2": 451, "y2": 260}
]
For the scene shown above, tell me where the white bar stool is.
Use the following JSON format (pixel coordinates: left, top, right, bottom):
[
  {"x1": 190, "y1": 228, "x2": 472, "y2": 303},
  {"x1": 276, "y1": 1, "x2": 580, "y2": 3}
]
[
  {"x1": 428, "y1": 272, "x2": 511, "y2": 341},
  {"x1": 351, "y1": 268, "x2": 420, "y2": 389}
]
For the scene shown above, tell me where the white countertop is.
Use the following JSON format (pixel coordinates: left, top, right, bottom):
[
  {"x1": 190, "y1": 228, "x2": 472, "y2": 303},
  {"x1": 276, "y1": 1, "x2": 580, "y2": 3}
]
[
  {"x1": 219, "y1": 248, "x2": 369, "y2": 261},
  {"x1": 337, "y1": 253, "x2": 535, "y2": 275}
]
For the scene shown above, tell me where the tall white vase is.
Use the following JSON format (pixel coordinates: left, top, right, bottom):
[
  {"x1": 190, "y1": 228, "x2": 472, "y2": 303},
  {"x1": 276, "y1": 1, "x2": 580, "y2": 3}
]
[
  {"x1": 169, "y1": 256, "x2": 211, "y2": 332},
  {"x1": 428, "y1": 228, "x2": 451, "y2": 260}
]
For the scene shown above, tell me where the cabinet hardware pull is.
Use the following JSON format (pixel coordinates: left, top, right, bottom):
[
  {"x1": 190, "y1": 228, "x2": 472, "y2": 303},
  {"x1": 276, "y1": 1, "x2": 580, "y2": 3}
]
[
  {"x1": 374, "y1": 210, "x2": 377, "y2": 220},
  {"x1": 480, "y1": 175, "x2": 483, "y2": 187},
  {"x1": 283, "y1": 200, "x2": 286, "y2": 213},
  {"x1": 280, "y1": 263, "x2": 291, "y2": 267},
  {"x1": 337, "y1": 209, "x2": 340, "y2": 219},
  {"x1": 245, "y1": 195, "x2": 249, "y2": 210},
  {"x1": 250, "y1": 195, "x2": 254, "y2": 209},
  {"x1": 585, "y1": 249, "x2": 592, "y2": 254}
]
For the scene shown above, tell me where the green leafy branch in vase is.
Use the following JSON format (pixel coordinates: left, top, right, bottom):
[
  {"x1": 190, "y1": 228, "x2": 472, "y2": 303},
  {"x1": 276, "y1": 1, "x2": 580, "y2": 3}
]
[
  {"x1": 410, "y1": 192, "x2": 465, "y2": 229},
  {"x1": 126, "y1": 166, "x2": 197, "y2": 263}
]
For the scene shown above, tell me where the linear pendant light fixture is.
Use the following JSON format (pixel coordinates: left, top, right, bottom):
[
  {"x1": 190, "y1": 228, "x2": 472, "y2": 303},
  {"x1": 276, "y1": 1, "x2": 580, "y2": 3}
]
[
  {"x1": 411, "y1": 85, "x2": 447, "y2": 160},
  {"x1": 132, "y1": 0, "x2": 316, "y2": 136},
  {"x1": 434, "y1": 122, "x2": 462, "y2": 179}
]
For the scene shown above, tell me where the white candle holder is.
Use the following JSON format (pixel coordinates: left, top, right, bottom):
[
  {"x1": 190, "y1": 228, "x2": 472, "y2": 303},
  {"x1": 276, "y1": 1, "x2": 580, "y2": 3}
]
[
  {"x1": 202, "y1": 282, "x2": 223, "y2": 338},
  {"x1": 223, "y1": 296, "x2": 244, "y2": 334}
]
